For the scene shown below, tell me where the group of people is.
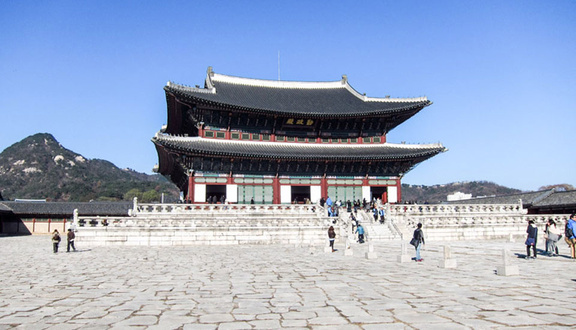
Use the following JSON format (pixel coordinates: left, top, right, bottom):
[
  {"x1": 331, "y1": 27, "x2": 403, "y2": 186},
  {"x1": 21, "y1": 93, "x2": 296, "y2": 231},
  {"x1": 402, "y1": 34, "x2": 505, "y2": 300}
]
[
  {"x1": 51, "y1": 228, "x2": 76, "y2": 253},
  {"x1": 328, "y1": 221, "x2": 422, "y2": 259},
  {"x1": 526, "y1": 213, "x2": 576, "y2": 259},
  {"x1": 328, "y1": 214, "x2": 576, "y2": 262}
]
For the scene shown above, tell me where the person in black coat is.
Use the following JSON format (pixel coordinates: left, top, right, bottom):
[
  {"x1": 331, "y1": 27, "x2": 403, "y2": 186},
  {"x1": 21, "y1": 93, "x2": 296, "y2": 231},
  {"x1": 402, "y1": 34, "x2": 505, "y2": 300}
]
[
  {"x1": 413, "y1": 223, "x2": 425, "y2": 262},
  {"x1": 526, "y1": 220, "x2": 538, "y2": 259}
]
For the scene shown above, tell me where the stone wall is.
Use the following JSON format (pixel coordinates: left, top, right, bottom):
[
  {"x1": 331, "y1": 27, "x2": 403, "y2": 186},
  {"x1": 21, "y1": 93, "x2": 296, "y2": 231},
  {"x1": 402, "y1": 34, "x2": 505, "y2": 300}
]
[
  {"x1": 76, "y1": 203, "x2": 332, "y2": 246},
  {"x1": 75, "y1": 201, "x2": 571, "y2": 246},
  {"x1": 386, "y1": 203, "x2": 569, "y2": 241}
]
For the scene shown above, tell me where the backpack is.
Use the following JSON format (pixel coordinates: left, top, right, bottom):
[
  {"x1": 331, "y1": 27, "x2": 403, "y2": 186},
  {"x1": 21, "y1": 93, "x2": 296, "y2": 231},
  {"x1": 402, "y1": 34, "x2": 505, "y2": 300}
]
[{"x1": 566, "y1": 223, "x2": 574, "y2": 239}]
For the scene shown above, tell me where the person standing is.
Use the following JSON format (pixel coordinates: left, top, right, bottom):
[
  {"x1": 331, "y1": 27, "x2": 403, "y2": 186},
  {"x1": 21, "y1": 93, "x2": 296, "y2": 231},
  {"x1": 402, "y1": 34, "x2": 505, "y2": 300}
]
[
  {"x1": 413, "y1": 223, "x2": 425, "y2": 262},
  {"x1": 328, "y1": 226, "x2": 336, "y2": 252},
  {"x1": 545, "y1": 219, "x2": 561, "y2": 256},
  {"x1": 525, "y1": 220, "x2": 538, "y2": 259},
  {"x1": 565, "y1": 214, "x2": 576, "y2": 259},
  {"x1": 52, "y1": 229, "x2": 61, "y2": 253},
  {"x1": 67, "y1": 228, "x2": 76, "y2": 252}
]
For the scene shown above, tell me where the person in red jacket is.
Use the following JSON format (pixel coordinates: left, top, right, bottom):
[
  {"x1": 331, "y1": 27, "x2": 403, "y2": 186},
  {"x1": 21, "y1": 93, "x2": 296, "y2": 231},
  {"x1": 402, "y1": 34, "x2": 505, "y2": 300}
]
[{"x1": 66, "y1": 229, "x2": 76, "y2": 252}]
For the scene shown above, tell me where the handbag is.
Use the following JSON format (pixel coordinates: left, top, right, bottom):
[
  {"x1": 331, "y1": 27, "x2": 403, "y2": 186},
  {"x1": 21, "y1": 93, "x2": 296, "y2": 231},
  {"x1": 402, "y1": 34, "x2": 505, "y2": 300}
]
[
  {"x1": 525, "y1": 237, "x2": 535, "y2": 246},
  {"x1": 409, "y1": 238, "x2": 418, "y2": 246},
  {"x1": 548, "y1": 233, "x2": 560, "y2": 242}
]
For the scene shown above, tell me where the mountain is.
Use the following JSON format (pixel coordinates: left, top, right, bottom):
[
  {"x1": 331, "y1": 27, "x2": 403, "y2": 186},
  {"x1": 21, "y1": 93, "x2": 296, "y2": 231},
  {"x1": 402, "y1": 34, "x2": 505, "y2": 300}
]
[
  {"x1": 0, "y1": 133, "x2": 180, "y2": 202},
  {"x1": 401, "y1": 181, "x2": 523, "y2": 203}
]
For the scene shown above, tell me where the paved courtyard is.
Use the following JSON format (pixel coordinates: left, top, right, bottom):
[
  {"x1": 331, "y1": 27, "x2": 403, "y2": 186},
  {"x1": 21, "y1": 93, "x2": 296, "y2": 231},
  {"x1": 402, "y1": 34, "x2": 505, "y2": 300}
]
[{"x1": 0, "y1": 235, "x2": 575, "y2": 329}]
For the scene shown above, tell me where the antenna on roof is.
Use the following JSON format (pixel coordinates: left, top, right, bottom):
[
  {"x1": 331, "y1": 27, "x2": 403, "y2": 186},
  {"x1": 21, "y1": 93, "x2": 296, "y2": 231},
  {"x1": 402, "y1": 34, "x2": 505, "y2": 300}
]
[{"x1": 278, "y1": 51, "x2": 281, "y2": 81}]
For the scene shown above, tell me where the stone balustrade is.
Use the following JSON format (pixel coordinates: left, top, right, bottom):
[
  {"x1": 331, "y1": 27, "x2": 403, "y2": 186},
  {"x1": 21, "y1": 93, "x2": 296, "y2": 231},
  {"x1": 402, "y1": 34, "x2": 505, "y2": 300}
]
[
  {"x1": 385, "y1": 202, "x2": 569, "y2": 241},
  {"x1": 133, "y1": 203, "x2": 322, "y2": 216},
  {"x1": 75, "y1": 203, "x2": 331, "y2": 246},
  {"x1": 74, "y1": 200, "x2": 572, "y2": 246}
]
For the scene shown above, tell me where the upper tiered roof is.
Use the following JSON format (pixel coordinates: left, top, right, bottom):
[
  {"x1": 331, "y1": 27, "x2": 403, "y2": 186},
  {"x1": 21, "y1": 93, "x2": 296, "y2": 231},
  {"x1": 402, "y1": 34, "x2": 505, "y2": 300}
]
[{"x1": 165, "y1": 67, "x2": 431, "y2": 118}]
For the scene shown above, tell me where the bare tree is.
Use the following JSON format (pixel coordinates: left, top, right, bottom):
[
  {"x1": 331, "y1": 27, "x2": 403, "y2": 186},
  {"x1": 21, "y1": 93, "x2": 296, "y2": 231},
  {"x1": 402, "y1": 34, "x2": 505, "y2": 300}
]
[{"x1": 538, "y1": 184, "x2": 575, "y2": 192}]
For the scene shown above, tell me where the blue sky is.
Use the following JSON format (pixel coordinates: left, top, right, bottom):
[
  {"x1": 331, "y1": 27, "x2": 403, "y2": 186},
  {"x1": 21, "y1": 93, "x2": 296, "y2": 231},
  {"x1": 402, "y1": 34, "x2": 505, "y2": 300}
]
[{"x1": 1, "y1": 1, "x2": 575, "y2": 192}]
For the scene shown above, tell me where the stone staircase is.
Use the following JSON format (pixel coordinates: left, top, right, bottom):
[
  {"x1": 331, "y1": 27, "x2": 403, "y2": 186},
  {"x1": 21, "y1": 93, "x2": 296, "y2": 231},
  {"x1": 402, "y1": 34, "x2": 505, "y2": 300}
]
[
  {"x1": 364, "y1": 223, "x2": 399, "y2": 240},
  {"x1": 340, "y1": 210, "x2": 403, "y2": 242}
]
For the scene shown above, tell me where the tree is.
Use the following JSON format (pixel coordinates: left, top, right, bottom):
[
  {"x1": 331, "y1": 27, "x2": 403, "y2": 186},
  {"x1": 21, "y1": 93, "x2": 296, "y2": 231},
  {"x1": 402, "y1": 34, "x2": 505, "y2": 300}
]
[
  {"x1": 538, "y1": 184, "x2": 575, "y2": 192},
  {"x1": 123, "y1": 188, "x2": 142, "y2": 201},
  {"x1": 141, "y1": 190, "x2": 160, "y2": 203}
]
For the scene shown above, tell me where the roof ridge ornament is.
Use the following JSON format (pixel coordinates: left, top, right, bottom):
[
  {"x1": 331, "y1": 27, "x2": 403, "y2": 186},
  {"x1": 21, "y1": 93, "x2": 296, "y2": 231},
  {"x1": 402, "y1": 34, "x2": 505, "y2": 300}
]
[{"x1": 205, "y1": 66, "x2": 215, "y2": 90}]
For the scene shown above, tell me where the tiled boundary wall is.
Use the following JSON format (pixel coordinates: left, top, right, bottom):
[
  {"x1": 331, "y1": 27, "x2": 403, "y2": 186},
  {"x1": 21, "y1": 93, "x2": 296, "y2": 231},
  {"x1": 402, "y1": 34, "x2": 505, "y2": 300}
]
[
  {"x1": 386, "y1": 203, "x2": 569, "y2": 241},
  {"x1": 1, "y1": 218, "x2": 67, "y2": 235}
]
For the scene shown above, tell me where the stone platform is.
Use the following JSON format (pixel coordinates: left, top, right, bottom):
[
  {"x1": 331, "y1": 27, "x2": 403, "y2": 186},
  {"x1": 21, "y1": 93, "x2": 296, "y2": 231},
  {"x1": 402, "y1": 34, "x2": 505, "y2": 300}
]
[{"x1": 1, "y1": 235, "x2": 575, "y2": 329}]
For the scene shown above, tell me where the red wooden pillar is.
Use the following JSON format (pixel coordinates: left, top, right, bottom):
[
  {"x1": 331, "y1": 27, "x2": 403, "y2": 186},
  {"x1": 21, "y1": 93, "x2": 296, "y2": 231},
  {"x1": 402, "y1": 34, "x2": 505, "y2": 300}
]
[
  {"x1": 187, "y1": 173, "x2": 195, "y2": 202},
  {"x1": 320, "y1": 176, "x2": 328, "y2": 200},
  {"x1": 396, "y1": 179, "x2": 402, "y2": 203},
  {"x1": 272, "y1": 177, "x2": 280, "y2": 204}
]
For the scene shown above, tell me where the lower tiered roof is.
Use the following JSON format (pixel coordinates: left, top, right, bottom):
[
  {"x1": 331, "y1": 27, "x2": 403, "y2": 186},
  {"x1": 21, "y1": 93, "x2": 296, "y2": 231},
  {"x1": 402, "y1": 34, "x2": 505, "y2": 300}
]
[{"x1": 153, "y1": 134, "x2": 446, "y2": 162}]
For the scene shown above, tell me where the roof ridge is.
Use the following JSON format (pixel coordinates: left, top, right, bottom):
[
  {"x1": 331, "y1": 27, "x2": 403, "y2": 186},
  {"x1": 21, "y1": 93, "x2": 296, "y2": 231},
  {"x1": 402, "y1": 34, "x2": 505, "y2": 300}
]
[{"x1": 205, "y1": 67, "x2": 427, "y2": 103}]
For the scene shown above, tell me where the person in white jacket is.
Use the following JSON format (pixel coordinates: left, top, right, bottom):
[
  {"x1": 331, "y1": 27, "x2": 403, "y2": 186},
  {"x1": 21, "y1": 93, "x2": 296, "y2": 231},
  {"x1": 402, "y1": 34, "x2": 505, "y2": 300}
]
[{"x1": 545, "y1": 219, "x2": 562, "y2": 256}]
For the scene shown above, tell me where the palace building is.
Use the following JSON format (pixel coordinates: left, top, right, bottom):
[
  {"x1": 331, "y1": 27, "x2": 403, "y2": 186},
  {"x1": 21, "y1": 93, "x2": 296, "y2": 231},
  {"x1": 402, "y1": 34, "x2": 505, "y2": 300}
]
[{"x1": 152, "y1": 67, "x2": 446, "y2": 204}]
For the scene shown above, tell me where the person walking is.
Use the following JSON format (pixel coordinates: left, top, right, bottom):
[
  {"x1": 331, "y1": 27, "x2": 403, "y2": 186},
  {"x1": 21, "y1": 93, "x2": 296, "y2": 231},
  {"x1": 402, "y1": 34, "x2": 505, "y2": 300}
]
[
  {"x1": 412, "y1": 223, "x2": 425, "y2": 262},
  {"x1": 52, "y1": 229, "x2": 61, "y2": 253},
  {"x1": 565, "y1": 214, "x2": 576, "y2": 259},
  {"x1": 328, "y1": 226, "x2": 336, "y2": 252},
  {"x1": 67, "y1": 228, "x2": 76, "y2": 252},
  {"x1": 525, "y1": 220, "x2": 538, "y2": 259},
  {"x1": 355, "y1": 224, "x2": 365, "y2": 244}
]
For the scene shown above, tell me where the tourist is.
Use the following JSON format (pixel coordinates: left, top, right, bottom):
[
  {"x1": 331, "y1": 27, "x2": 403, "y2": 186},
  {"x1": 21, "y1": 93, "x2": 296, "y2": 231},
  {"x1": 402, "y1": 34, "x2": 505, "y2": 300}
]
[
  {"x1": 66, "y1": 228, "x2": 76, "y2": 252},
  {"x1": 565, "y1": 214, "x2": 576, "y2": 259},
  {"x1": 525, "y1": 220, "x2": 538, "y2": 259},
  {"x1": 328, "y1": 226, "x2": 336, "y2": 252},
  {"x1": 412, "y1": 223, "x2": 425, "y2": 262},
  {"x1": 51, "y1": 229, "x2": 61, "y2": 253},
  {"x1": 356, "y1": 223, "x2": 365, "y2": 243},
  {"x1": 350, "y1": 213, "x2": 357, "y2": 232},
  {"x1": 545, "y1": 219, "x2": 561, "y2": 256}
]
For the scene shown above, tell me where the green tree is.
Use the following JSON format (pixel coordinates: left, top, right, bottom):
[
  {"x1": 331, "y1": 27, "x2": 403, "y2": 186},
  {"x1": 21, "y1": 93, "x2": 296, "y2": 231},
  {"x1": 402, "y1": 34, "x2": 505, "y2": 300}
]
[
  {"x1": 141, "y1": 189, "x2": 160, "y2": 203},
  {"x1": 123, "y1": 188, "x2": 142, "y2": 201}
]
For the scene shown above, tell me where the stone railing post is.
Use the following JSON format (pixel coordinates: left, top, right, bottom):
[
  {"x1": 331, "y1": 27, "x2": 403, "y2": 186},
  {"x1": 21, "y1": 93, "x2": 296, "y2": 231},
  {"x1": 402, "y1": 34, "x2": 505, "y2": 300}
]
[
  {"x1": 72, "y1": 209, "x2": 79, "y2": 230},
  {"x1": 132, "y1": 197, "x2": 139, "y2": 215}
]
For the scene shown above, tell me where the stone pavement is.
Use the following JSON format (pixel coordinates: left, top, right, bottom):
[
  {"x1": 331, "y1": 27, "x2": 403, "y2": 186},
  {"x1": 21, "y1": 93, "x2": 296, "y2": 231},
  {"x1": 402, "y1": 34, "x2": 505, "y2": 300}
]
[{"x1": 1, "y1": 235, "x2": 575, "y2": 329}]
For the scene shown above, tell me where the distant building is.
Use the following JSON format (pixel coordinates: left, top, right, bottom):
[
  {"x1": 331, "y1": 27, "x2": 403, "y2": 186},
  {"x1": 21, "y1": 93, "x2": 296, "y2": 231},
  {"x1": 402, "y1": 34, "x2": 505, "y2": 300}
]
[
  {"x1": 153, "y1": 67, "x2": 446, "y2": 204},
  {"x1": 447, "y1": 192, "x2": 472, "y2": 201}
]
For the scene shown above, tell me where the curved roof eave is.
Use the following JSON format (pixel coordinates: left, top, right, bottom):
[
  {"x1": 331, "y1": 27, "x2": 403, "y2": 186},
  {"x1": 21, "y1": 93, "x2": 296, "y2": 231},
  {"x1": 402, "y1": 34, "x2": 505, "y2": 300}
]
[
  {"x1": 165, "y1": 85, "x2": 430, "y2": 119},
  {"x1": 153, "y1": 134, "x2": 446, "y2": 162}
]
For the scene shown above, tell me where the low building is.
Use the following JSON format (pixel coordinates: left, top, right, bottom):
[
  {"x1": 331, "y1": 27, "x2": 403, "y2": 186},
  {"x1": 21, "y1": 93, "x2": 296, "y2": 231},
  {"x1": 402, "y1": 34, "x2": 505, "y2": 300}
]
[{"x1": 0, "y1": 201, "x2": 131, "y2": 234}]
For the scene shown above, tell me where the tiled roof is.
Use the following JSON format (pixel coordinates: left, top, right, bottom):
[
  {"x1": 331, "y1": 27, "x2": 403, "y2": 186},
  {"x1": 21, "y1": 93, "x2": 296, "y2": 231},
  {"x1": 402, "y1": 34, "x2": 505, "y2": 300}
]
[
  {"x1": 153, "y1": 135, "x2": 446, "y2": 161},
  {"x1": 533, "y1": 190, "x2": 576, "y2": 207},
  {"x1": 0, "y1": 201, "x2": 132, "y2": 216},
  {"x1": 0, "y1": 203, "x2": 12, "y2": 213},
  {"x1": 164, "y1": 69, "x2": 431, "y2": 118}
]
